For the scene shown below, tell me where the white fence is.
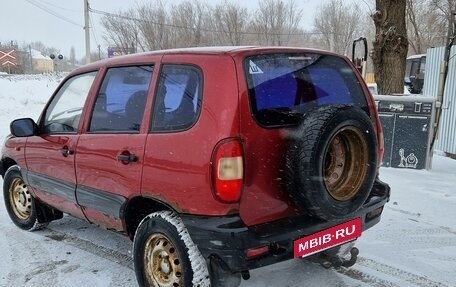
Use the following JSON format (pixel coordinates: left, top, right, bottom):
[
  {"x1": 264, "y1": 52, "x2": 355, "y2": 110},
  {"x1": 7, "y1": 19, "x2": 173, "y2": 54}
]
[{"x1": 423, "y1": 46, "x2": 456, "y2": 155}]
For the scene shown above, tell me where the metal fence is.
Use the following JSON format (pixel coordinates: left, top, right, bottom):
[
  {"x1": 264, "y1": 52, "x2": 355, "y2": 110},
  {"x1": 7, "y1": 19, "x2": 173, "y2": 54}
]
[{"x1": 423, "y1": 46, "x2": 456, "y2": 155}]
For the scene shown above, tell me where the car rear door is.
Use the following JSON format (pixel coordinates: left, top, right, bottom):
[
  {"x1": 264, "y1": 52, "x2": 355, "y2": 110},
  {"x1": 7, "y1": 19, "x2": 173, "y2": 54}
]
[
  {"x1": 25, "y1": 72, "x2": 98, "y2": 218},
  {"x1": 75, "y1": 64, "x2": 156, "y2": 231}
]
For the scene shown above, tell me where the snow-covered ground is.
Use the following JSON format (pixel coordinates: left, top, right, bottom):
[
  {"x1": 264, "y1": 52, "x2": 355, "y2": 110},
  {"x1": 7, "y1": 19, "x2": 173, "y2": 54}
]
[{"x1": 1, "y1": 75, "x2": 455, "y2": 286}]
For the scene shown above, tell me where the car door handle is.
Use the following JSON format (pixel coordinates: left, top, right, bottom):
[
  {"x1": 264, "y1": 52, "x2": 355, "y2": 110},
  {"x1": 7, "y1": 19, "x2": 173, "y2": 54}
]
[
  {"x1": 58, "y1": 146, "x2": 74, "y2": 157},
  {"x1": 116, "y1": 153, "x2": 138, "y2": 164}
]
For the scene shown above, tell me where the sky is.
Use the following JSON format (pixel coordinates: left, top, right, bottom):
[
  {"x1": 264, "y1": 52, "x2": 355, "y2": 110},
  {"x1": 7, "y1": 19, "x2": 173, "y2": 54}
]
[{"x1": 0, "y1": 0, "x2": 364, "y2": 60}]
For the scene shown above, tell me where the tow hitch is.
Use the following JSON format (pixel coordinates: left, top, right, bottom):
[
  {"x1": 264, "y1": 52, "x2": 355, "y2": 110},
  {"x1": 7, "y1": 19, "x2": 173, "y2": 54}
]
[{"x1": 308, "y1": 242, "x2": 359, "y2": 269}]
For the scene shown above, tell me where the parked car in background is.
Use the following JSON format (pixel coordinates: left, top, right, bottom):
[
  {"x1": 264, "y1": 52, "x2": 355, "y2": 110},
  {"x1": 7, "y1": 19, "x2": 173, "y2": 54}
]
[{"x1": 405, "y1": 54, "x2": 426, "y2": 94}]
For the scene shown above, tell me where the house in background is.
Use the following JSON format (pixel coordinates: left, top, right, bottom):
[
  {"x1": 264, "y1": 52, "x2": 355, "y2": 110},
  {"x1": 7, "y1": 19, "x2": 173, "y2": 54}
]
[{"x1": 31, "y1": 49, "x2": 53, "y2": 73}]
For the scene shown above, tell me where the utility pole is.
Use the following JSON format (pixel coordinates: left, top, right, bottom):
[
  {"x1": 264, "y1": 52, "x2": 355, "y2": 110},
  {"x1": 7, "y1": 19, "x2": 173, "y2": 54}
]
[{"x1": 84, "y1": 0, "x2": 91, "y2": 64}]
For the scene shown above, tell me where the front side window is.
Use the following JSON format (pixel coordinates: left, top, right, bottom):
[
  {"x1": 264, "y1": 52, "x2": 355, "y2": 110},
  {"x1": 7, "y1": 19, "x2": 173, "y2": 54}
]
[
  {"x1": 89, "y1": 66, "x2": 153, "y2": 132},
  {"x1": 43, "y1": 72, "x2": 97, "y2": 134},
  {"x1": 151, "y1": 65, "x2": 202, "y2": 132},
  {"x1": 244, "y1": 53, "x2": 368, "y2": 127}
]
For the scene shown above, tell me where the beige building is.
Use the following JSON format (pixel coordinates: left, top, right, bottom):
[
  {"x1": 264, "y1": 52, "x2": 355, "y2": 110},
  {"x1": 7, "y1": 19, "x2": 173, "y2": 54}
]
[{"x1": 31, "y1": 49, "x2": 53, "y2": 73}]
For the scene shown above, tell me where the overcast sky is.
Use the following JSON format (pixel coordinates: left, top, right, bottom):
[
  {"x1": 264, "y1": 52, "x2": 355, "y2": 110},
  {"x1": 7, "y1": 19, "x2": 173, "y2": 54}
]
[{"x1": 0, "y1": 0, "x2": 369, "y2": 60}]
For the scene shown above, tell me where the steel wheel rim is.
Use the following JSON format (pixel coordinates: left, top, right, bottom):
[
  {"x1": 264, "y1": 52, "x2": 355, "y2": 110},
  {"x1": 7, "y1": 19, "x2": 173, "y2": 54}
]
[
  {"x1": 324, "y1": 127, "x2": 369, "y2": 201},
  {"x1": 144, "y1": 233, "x2": 182, "y2": 287},
  {"x1": 9, "y1": 178, "x2": 33, "y2": 220}
]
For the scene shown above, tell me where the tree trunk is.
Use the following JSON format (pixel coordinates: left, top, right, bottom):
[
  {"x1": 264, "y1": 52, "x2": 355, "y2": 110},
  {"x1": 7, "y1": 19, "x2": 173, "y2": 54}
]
[{"x1": 371, "y1": 0, "x2": 409, "y2": 95}]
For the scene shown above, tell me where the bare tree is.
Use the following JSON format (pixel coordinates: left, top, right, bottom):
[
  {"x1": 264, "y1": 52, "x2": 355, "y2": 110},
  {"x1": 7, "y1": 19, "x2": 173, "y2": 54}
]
[
  {"x1": 169, "y1": 1, "x2": 210, "y2": 48},
  {"x1": 431, "y1": 0, "x2": 456, "y2": 19},
  {"x1": 101, "y1": 8, "x2": 139, "y2": 54},
  {"x1": 252, "y1": 0, "x2": 301, "y2": 46},
  {"x1": 406, "y1": 0, "x2": 425, "y2": 54},
  {"x1": 29, "y1": 41, "x2": 59, "y2": 56},
  {"x1": 313, "y1": 0, "x2": 363, "y2": 55},
  {"x1": 213, "y1": 1, "x2": 249, "y2": 45},
  {"x1": 406, "y1": 0, "x2": 448, "y2": 54},
  {"x1": 371, "y1": 0, "x2": 409, "y2": 94},
  {"x1": 136, "y1": 2, "x2": 170, "y2": 50},
  {"x1": 430, "y1": 0, "x2": 456, "y2": 44}
]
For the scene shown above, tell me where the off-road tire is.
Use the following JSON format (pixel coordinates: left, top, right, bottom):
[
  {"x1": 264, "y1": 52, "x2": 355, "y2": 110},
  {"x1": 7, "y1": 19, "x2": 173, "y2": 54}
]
[
  {"x1": 3, "y1": 165, "x2": 48, "y2": 231},
  {"x1": 287, "y1": 105, "x2": 378, "y2": 220},
  {"x1": 133, "y1": 211, "x2": 210, "y2": 287}
]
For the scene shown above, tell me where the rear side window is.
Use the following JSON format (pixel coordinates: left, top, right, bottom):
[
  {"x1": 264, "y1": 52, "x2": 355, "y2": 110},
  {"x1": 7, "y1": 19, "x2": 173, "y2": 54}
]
[
  {"x1": 151, "y1": 65, "x2": 202, "y2": 132},
  {"x1": 89, "y1": 66, "x2": 153, "y2": 132},
  {"x1": 244, "y1": 53, "x2": 368, "y2": 127}
]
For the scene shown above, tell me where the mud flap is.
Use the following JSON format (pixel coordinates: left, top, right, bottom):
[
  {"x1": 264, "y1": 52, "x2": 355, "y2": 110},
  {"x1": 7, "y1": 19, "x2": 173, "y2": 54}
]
[{"x1": 209, "y1": 255, "x2": 242, "y2": 287}]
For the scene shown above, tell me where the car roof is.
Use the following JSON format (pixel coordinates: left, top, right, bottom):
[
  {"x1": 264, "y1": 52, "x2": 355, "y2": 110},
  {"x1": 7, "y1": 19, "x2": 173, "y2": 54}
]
[{"x1": 72, "y1": 46, "x2": 339, "y2": 74}]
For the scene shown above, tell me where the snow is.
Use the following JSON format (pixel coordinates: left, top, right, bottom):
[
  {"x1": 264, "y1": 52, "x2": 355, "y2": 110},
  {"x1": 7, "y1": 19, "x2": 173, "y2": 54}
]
[
  {"x1": 1, "y1": 74, "x2": 456, "y2": 286},
  {"x1": 0, "y1": 74, "x2": 62, "y2": 145},
  {"x1": 31, "y1": 49, "x2": 48, "y2": 60},
  {"x1": 367, "y1": 83, "x2": 411, "y2": 95}
]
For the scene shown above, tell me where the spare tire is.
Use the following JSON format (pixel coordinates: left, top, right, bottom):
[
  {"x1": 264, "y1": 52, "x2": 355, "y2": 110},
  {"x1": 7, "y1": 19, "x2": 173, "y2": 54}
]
[{"x1": 286, "y1": 105, "x2": 378, "y2": 220}]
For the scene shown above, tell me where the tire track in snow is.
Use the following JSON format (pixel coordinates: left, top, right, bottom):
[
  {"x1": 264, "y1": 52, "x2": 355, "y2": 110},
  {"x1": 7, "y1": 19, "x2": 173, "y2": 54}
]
[
  {"x1": 42, "y1": 228, "x2": 134, "y2": 270},
  {"x1": 337, "y1": 267, "x2": 400, "y2": 287},
  {"x1": 337, "y1": 257, "x2": 450, "y2": 287},
  {"x1": 44, "y1": 225, "x2": 450, "y2": 287},
  {"x1": 43, "y1": 226, "x2": 450, "y2": 287},
  {"x1": 1, "y1": 227, "x2": 59, "y2": 286},
  {"x1": 41, "y1": 222, "x2": 451, "y2": 287}
]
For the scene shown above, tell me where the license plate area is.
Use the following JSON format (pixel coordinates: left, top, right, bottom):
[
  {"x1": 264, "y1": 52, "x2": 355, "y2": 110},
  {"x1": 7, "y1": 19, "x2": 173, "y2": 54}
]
[{"x1": 293, "y1": 218, "x2": 362, "y2": 258}]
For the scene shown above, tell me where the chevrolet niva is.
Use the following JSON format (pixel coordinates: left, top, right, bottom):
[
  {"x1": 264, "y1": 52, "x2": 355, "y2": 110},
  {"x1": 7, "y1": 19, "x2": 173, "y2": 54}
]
[{"x1": 1, "y1": 47, "x2": 390, "y2": 287}]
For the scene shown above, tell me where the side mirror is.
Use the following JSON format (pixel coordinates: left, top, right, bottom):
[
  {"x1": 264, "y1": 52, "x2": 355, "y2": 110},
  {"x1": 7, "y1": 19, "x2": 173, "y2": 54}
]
[{"x1": 10, "y1": 118, "x2": 38, "y2": 137}]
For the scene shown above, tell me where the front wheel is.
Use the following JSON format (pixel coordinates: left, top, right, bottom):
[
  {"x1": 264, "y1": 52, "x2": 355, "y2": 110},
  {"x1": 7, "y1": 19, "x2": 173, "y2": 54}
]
[
  {"x1": 133, "y1": 211, "x2": 210, "y2": 287},
  {"x1": 3, "y1": 165, "x2": 48, "y2": 231}
]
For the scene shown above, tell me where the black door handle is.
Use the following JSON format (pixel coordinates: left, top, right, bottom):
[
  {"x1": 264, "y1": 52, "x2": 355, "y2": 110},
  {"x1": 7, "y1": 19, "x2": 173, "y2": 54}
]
[
  {"x1": 116, "y1": 153, "x2": 138, "y2": 164},
  {"x1": 58, "y1": 146, "x2": 74, "y2": 157}
]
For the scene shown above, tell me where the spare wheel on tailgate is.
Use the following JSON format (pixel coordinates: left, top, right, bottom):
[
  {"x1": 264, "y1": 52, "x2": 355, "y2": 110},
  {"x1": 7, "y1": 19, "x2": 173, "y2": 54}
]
[{"x1": 286, "y1": 105, "x2": 378, "y2": 220}]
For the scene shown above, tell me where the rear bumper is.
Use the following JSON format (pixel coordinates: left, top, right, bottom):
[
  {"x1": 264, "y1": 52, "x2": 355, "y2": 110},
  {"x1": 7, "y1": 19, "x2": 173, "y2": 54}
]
[{"x1": 181, "y1": 178, "x2": 390, "y2": 272}]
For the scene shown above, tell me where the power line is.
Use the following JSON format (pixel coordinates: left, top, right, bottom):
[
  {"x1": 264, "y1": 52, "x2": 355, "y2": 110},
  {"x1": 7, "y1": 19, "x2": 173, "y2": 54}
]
[
  {"x1": 89, "y1": 13, "x2": 100, "y2": 47},
  {"x1": 35, "y1": 0, "x2": 82, "y2": 13},
  {"x1": 25, "y1": 0, "x2": 82, "y2": 27}
]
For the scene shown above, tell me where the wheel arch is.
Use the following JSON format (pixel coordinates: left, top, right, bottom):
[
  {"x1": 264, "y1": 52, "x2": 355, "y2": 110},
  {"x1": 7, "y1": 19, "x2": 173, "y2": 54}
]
[
  {"x1": 123, "y1": 196, "x2": 176, "y2": 240},
  {"x1": 1, "y1": 157, "x2": 18, "y2": 178}
]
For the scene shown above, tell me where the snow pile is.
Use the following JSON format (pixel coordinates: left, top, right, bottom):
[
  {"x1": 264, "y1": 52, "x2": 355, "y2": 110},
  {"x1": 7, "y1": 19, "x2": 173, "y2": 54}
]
[
  {"x1": 0, "y1": 74, "x2": 62, "y2": 143},
  {"x1": 31, "y1": 49, "x2": 48, "y2": 60}
]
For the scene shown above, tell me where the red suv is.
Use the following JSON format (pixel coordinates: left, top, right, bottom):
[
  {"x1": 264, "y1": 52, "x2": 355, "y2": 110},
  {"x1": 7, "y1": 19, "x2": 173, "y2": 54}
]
[{"x1": 1, "y1": 47, "x2": 390, "y2": 287}]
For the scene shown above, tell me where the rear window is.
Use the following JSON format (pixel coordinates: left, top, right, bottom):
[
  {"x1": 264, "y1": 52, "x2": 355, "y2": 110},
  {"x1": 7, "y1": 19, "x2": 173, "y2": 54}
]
[{"x1": 244, "y1": 53, "x2": 368, "y2": 127}]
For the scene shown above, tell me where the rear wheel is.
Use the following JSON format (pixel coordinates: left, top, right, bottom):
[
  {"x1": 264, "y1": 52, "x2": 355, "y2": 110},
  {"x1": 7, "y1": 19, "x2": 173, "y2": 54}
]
[
  {"x1": 3, "y1": 165, "x2": 48, "y2": 231},
  {"x1": 133, "y1": 211, "x2": 210, "y2": 287}
]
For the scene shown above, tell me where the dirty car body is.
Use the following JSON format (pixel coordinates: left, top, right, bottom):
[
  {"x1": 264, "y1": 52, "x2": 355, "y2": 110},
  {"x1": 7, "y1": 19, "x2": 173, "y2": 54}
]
[{"x1": 1, "y1": 46, "x2": 390, "y2": 287}]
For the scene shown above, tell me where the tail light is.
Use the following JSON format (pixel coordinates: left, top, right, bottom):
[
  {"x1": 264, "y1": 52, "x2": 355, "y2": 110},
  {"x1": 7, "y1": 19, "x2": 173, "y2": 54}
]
[
  {"x1": 211, "y1": 138, "x2": 244, "y2": 203},
  {"x1": 376, "y1": 116, "x2": 385, "y2": 168}
]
